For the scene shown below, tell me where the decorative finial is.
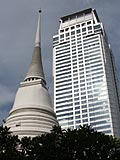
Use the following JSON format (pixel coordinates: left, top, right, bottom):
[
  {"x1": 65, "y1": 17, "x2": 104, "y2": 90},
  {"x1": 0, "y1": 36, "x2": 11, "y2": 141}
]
[{"x1": 35, "y1": 10, "x2": 41, "y2": 47}]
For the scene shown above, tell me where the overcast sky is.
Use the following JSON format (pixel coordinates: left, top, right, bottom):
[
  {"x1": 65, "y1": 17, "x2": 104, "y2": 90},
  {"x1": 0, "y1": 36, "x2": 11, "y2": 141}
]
[{"x1": 0, "y1": 0, "x2": 120, "y2": 124}]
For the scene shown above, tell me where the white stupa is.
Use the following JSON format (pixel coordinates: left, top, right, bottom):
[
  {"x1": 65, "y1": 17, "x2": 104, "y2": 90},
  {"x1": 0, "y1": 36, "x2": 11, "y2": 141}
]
[{"x1": 5, "y1": 11, "x2": 58, "y2": 137}]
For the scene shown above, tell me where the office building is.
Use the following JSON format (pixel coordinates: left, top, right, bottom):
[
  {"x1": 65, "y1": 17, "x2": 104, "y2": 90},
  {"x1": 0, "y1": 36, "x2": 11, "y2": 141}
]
[{"x1": 53, "y1": 8, "x2": 120, "y2": 137}]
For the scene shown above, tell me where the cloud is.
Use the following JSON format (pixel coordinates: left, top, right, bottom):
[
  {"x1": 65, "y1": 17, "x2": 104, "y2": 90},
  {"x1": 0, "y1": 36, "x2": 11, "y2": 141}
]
[
  {"x1": 0, "y1": 84, "x2": 14, "y2": 106},
  {"x1": 0, "y1": 84, "x2": 14, "y2": 124},
  {"x1": 0, "y1": 109, "x2": 9, "y2": 125},
  {"x1": 83, "y1": 0, "x2": 96, "y2": 5}
]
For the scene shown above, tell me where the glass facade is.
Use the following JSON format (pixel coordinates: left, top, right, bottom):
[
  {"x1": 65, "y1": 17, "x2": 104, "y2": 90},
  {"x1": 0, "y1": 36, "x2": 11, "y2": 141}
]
[{"x1": 53, "y1": 8, "x2": 120, "y2": 137}]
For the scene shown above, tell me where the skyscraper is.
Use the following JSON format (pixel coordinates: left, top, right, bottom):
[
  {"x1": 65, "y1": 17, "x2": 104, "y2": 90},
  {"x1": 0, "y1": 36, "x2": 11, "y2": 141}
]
[
  {"x1": 53, "y1": 8, "x2": 120, "y2": 137},
  {"x1": 5, "y1": 11, "x2": 58, "y2": 137}
]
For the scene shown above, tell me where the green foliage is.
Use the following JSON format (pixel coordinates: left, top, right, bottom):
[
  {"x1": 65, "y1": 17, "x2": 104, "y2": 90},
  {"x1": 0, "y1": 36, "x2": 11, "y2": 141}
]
[
  {"x1": 0, "y1": 126, "x2": 23, "y2": 160},
  {"x1": 0, "y1": 125, "x2": 120, "y2": 160}
]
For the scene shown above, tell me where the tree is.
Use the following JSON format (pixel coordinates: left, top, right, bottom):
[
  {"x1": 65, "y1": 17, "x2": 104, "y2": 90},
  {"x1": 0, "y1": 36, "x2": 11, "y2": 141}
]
[
  {"x1": 19, "y1": 125, "x2": 120, "y2": 160},
  {"x1": 0, "y1": 126, "x2": 25, "y2": 160},
  {"x1": 0, "y1": 125, "x2": 120, "y2": 160}
]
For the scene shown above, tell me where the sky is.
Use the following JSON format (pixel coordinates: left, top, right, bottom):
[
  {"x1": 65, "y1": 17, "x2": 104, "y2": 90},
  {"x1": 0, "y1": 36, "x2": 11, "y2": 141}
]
[{"x1": 0, "y1": 0, "x2": 120, "y2": 124}]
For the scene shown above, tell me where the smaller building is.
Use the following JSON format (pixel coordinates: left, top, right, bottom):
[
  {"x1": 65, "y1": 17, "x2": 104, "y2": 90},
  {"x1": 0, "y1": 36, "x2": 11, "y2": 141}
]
[{"x1": 5, "y1": 11, "x2": 58, "y2": 137}]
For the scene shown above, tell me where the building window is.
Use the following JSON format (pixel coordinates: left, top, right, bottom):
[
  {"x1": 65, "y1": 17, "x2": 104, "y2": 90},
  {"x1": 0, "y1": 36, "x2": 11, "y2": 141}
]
[
  {"x1": 65, "y1": 28, "x2": 69, "y2": 31},
  {"x1": 87, "y1": 21, "x2": 91, "y2": 25},
  {"x1": 82, "y1": 28, "x2": 86, "y2": 32},
  {"x1": 60, "y1": 34, "x2": 64, "y2": 39},
  {"x1": 82, "y1": 23, "x2": 86, "y2": 27},
  {"x1": 82, "y1": 105, "x2": 87, "y2": 109},
  {"x1": 71, "y1": 26, "x2": 75, "y2": 30},
  {"x1": 76, "y1": 24, "x2": 80, "y2": 28},
  {"x1": 71, "y1": 31, "x2": 75, "y2": 35},
  {"x1": 88, "y1": 26, "x2": 92, "y2": 30},
  {"x1": 66, "y1": 33, "x2": 69, "y2": 37},
  {"x1": 83, "y1": 119, "x2": 88, "y2": 123},
  {"x1": 77, "y1": 29, "x2": 81, "y2": 33}
]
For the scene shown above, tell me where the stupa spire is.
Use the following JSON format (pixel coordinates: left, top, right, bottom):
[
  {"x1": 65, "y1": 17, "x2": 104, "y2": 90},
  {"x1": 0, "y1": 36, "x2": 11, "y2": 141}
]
[
  {"x1": 24, "y1": 10, "x2": 45, "y2": 82},
  {"x1": 35, "y1": 10, "x2": 41, "y2": 47}
]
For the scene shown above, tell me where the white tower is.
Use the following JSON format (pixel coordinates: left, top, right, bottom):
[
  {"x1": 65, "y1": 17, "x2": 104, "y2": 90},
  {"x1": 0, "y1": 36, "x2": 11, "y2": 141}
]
[
  {"x1": 5, "y1": 11, "x2": 58, "y2": 137},
  {"x1": 53, "y1": 8, "x2": 120, "y2": 137}
]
